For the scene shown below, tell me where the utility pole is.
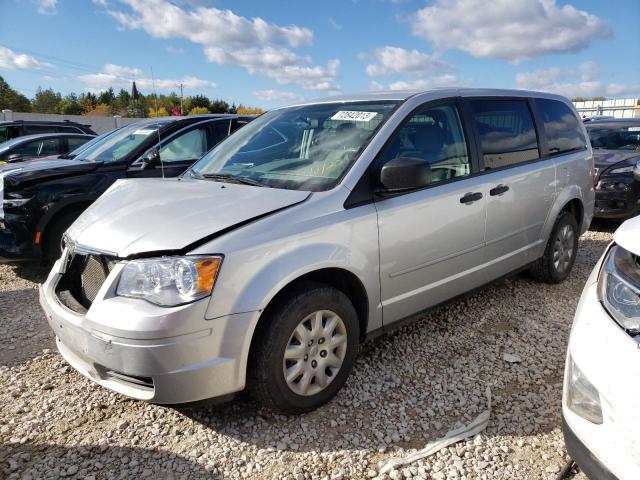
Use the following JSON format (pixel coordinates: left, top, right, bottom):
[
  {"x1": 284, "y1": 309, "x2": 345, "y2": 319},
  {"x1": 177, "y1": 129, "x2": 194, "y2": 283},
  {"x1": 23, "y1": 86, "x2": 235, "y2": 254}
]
[{"x1": 179, "y1": 82, "x2": 184, "y2": 115}]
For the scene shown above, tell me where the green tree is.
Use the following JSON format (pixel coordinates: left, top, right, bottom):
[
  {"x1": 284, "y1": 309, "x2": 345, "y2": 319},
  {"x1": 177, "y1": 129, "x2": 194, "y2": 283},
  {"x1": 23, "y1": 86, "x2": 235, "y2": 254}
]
[
  {"x1": 0, "y1": 75, "x2": 31, "y2": 111},
  {"x1": 59, "y1": 93, "x2": 83, "y2": 115},
  {"x1": 189, "y1": 94, "x2": 210, "y2": 110},
  {"x1": 32, "y1": 87, "x2": 62, "y2": 113},
  {"x1": 98, "y1": 87, "x2": 115, "y2": 106},
  {"x1": 209, "y1": 98, "x2": 230, "y2": 113}
]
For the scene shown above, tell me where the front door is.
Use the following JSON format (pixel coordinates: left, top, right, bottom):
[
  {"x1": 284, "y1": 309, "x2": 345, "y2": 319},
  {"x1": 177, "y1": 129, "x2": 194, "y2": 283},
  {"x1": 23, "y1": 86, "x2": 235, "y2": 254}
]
[{"x1": 375, "y1": 101, "x2": 487, "y2": 324}]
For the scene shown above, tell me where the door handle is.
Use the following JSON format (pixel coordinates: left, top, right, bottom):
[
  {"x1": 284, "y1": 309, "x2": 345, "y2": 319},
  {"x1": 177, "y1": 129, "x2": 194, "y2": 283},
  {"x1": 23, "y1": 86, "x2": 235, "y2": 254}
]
[
  {"x1": 460, "y1": 192, "x2": 483, "y2": 204},
  {"x1": 489, "y1": 184, "x2": 509, "y2": 196}
]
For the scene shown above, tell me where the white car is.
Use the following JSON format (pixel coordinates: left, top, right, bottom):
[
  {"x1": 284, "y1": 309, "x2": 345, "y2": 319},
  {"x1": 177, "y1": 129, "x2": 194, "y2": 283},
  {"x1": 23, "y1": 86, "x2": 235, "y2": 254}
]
[{"x1": 563, "y1": 215, "x2": 640, "y2": 479}]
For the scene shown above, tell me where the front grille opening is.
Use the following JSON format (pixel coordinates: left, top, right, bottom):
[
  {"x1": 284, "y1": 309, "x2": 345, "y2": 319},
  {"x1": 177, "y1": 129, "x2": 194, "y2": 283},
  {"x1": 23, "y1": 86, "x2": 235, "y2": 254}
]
[{"x1": 55, "y1": 253, "x2": 117, "y2": 313}]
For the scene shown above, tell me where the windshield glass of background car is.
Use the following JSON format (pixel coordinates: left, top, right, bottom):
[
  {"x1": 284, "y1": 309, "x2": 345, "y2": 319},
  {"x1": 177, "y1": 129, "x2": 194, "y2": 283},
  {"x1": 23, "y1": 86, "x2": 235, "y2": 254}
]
[
  {"x1": 0, "y1": 127, "x2": 8, "y2": 143},
  {"x1": 78, "y1": 123, "x2": 161, "y2": 162},
  {"x1": 190, "y1": 101, "x2": 399, "y2": 191},
  {"x1": 587, "y1": 125, "x2": 640, "y2": 151}
]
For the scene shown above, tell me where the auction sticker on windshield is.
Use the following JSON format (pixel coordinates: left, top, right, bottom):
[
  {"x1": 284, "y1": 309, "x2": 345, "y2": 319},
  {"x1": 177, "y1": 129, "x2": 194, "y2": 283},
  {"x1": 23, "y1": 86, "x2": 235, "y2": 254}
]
[
  {"x1": 628, "y1": 127, "x2": 640, "y2": 132},
  {"x1": 331, "y1": 111, "x2": 378, "y2": 122},
  {"x1": 133, "y1": 129, "x2": 158, "y2": 135}
]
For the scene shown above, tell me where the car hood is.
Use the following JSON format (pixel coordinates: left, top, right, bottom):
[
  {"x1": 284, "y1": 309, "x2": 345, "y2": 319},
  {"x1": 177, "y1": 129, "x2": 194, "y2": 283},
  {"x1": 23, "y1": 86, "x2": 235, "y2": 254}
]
[
  {"x1": 593, "y1": 150, "x2": 640, "y2": 168},
  {"x1": 614, "y1": 215, "x2": 640, "y2": 257},
  {"x1": 67, "y1": 178, "x2": 310, "y2": 257},
  {"x1": 0, "y1": 158, "x2": 101, "y2": 188}
]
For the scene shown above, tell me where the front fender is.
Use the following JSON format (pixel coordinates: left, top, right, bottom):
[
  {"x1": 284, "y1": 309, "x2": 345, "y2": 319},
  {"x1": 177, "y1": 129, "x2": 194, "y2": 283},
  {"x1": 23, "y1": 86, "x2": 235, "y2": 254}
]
[{"x1": 205, "y1": 241, "x2": 381, "y2": 331}]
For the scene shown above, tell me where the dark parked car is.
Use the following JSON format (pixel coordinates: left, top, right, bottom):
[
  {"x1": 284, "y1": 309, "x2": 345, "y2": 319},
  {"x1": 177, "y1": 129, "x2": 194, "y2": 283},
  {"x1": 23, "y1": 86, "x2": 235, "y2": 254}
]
[
  {"x1": 0, "y1": 120, "x2": 97, "y2": 142},
  {"x1": 0, "y1": 114, "x2": 252, "y2": 263},
  {"x1": 0, "y1": 133, "x2": 96, "y2": 164},
  {"x1": 587, "y1": 118, "x2": 640, "y2": 219}
]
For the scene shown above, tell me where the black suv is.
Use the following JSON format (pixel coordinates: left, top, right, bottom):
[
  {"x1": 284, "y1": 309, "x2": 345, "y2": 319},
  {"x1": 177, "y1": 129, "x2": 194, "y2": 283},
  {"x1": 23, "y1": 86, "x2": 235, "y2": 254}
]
[
  {"x1": 0, "y1": 120, "x2": 97, "y2": 142},
  {"x1": 0, "y1": 114, "x2": 252, "y2": 263},
  {"x1": 587, "y1": 118, "x2": 640, "y2": 219}
]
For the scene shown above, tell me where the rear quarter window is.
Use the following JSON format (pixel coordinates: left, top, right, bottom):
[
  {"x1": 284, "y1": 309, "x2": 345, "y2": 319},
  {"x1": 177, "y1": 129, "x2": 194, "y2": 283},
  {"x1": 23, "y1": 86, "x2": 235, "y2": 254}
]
[{"x1": 534, "y1": 98, "x2": 586, "y2": 155}]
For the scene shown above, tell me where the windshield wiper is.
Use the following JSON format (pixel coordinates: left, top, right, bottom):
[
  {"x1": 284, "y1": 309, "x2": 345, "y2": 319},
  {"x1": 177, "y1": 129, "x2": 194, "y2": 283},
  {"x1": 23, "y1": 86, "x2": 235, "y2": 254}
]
[{"x1": 201, "y1": 173, "x2": 265, "y2": 187}]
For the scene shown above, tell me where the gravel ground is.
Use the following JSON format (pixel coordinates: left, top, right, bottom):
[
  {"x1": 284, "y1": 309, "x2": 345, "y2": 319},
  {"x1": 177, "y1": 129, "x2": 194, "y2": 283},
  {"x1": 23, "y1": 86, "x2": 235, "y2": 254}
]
[{"x1": 0, "y1": 225, "x2": 617, "y2": 480}]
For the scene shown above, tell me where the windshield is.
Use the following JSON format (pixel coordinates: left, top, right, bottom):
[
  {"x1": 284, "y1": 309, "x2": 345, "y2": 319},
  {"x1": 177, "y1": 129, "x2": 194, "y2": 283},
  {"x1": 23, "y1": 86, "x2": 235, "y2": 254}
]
[
  {"x1": 587, "y1": 125, "x2": 640, "y2": 151},
  {"x1": 0, "y1": 126, "x2": 9, "y2": 143},
  {"x1": 77, "y1": 122, "x2": 161, "y2": 162},
  {"x1": 190, "y1": 101, "x2": 399, "y2": 191},
  {"x1": 62, "y1": 131, "x2": 112, "y2": 158}
]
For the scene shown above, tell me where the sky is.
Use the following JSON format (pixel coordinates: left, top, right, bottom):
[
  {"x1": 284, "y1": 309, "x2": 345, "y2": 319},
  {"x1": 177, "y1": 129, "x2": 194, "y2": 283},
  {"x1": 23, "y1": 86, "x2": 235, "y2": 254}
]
[{"x1": 0, "y1": 0, "x2": 639, "y2": 108}]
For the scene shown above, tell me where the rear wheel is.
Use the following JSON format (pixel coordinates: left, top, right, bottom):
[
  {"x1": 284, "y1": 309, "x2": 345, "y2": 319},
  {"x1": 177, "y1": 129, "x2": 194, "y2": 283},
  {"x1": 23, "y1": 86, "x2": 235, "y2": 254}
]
[
  {"x1": 528, "y1": 211, "x2": 578, "y2": 284},
  {"x1": 43, "y1": 210, "x2": 81, "y2": 265},
  {"x1": 249, "y1": 284, "x2": 359, "y2": 414}
]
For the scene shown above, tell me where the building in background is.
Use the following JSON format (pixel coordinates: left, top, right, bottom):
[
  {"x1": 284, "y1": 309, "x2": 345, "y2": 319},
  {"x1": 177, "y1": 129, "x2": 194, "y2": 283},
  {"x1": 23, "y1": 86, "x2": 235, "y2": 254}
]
[{"x1": 573, "y1": 98, "x2": 639, "y2": 119}]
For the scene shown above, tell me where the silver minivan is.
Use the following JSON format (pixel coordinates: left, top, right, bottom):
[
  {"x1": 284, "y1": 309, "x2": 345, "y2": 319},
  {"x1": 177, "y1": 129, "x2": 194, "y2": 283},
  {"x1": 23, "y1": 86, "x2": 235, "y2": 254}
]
[{"x1": 40, "y1": 89, "x2": 595, "y2": 413}]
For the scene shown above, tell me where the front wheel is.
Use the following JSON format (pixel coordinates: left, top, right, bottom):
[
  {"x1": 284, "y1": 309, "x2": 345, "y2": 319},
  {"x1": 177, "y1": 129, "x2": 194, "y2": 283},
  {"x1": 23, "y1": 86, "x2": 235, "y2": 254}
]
[
  {"x1": 528, "y1": 211, "x2": 578, "y2": 284},
  {"x1": 249, "y1": 284, "x2": 360, "y2": 414}
]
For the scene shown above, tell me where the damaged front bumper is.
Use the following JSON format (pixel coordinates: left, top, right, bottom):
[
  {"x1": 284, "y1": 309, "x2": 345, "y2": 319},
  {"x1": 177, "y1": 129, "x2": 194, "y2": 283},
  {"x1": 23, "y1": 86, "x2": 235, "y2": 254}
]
[{"x1": 40, "y1": 255, "x2": 260, "y2": 404}]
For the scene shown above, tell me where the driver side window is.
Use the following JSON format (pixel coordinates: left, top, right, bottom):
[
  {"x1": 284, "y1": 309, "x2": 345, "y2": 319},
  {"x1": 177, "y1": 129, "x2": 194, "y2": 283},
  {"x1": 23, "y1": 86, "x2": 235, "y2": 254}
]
[{"x1": 379, "y1": 103, "x2": 470, "y2": 185}]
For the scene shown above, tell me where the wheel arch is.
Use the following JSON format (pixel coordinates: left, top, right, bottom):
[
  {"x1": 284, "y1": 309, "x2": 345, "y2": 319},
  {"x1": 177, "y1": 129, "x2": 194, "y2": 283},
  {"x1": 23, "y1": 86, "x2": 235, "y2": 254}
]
[
  {"x1": 251, "y1": 267, "x2": 370, "y2": 345},
  {"x1": 37, "y1": 196, "x2": 95, "y2": 254}
]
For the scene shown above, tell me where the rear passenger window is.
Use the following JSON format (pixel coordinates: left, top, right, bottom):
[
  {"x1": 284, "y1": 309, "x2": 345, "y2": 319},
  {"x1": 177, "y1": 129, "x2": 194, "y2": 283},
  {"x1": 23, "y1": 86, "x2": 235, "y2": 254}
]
[
  {"x1": 534, "y1": 98, "x2": 586, "y2": 155},
  {"x1": 378, "y1": 103, "x2": 471, "y2": 185},
  {"x1": 470, "y1": 100, "x2": 539, "y2": 169}
]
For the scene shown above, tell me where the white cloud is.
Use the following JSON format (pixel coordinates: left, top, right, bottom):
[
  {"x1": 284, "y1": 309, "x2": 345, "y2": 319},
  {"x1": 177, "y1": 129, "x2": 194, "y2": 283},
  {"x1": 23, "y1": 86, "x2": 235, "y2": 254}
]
[
  {"x1": 79, "y1": 64, "x2": 216, "y2": 92},
  {"x1": 372, "y1": 74, "x2": 462, "y2": 91},
  {"x1": 365, "y1": 46, "x2": 451, "y2": 76},
  {"x1": 253, "y1": 89, "x2": 305, "y2": 102},
  {"x1": 32, "y1": 0, "x2": 57, "y2": 15},
  {"x1": 328, "y1": 18, "x2": 342, "y2": 31},
  {"x1": 103, "y1": 0, "x2": 338, "y2": 90},
  {"x1": 515, "y1": 62, "x2": 640, "y2": 98},
  {"x1": 166, "y1": 45, "x2": 184, "y2": 54},
  {"x1": 0, "y1": 46, "x2": 52, "y2": 70},
  {"x1": 410, "y1": 0, "x2": 610, "y2": 63}
]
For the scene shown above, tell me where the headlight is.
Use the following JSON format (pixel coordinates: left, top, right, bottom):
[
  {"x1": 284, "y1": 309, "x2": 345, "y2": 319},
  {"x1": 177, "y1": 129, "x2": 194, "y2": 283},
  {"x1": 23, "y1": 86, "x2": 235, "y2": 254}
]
[
  {"x1": 565, "y1": 356, "x2": 603, "y2": 424},
  {"x1": 116, "y1": 255, "x2": 222, "y2": 306},
  {"x1": 598, "y1": 245, "x2": 640, "y2": 333}
]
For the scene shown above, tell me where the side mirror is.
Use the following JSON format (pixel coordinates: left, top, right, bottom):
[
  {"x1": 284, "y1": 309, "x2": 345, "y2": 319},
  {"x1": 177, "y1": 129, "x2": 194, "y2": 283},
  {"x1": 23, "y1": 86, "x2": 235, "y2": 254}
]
[
  {"x1": 6, "y1": 153, "x2": 24, "y2": 163},
  {"x1": 378, "y1": 157, "x2": 431, "y2": 193},
  {"x1": 634, "y1": 160, "x2": 640, "y2": 181},
  {"x1": 142, "y1": 148, "x2": 160, "y2": 169}
]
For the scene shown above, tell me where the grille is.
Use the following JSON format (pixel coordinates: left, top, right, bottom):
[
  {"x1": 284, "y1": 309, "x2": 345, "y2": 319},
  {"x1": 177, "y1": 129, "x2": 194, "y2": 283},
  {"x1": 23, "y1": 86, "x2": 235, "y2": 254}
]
[
  {"x1": 80, "y1": 255, "x2": 113, "y2": 303},
  {"x1": 56, "y1": 253, "x2": 117, "y2": 312}
]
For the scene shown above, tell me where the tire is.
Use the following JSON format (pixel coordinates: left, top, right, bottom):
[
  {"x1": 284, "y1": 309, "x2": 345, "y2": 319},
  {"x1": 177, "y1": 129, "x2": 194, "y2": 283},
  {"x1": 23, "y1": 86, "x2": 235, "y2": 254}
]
[
  {"x1": 528, "y1": 211, "x2": 579, "y2": 284},
  {"x1": 249, "y1": 283, "x2": 360, "y2": 414},
  {"x1": 43, "y1": 210, "x2": 81, "y2": 265}
]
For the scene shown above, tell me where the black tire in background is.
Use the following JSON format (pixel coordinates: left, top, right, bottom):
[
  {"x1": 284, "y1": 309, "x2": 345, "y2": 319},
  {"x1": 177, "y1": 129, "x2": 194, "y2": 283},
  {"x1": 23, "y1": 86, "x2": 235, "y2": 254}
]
[
  {"x1": 249, "y1": 283, "x2": 360, "y2": 415},
  {"x1": 43, "y1": 210, "x2": 81, "y2": 265},
  {"x1": 528, "y1": 211, "x2": 579, "y2": 284}
]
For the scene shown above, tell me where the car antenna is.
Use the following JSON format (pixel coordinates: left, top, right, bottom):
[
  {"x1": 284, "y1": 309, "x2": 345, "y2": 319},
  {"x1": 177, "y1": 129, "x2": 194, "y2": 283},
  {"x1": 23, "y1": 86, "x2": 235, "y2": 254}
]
[{"x1": 150, "y1": 66, "x2": 165, "y2": 179}]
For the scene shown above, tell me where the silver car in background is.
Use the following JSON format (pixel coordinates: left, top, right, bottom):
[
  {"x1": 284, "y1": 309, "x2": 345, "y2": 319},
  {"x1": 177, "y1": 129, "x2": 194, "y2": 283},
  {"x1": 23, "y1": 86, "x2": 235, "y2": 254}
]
[{"x1": 40, "y1": 88, "x2": 594, "y2": 413}]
